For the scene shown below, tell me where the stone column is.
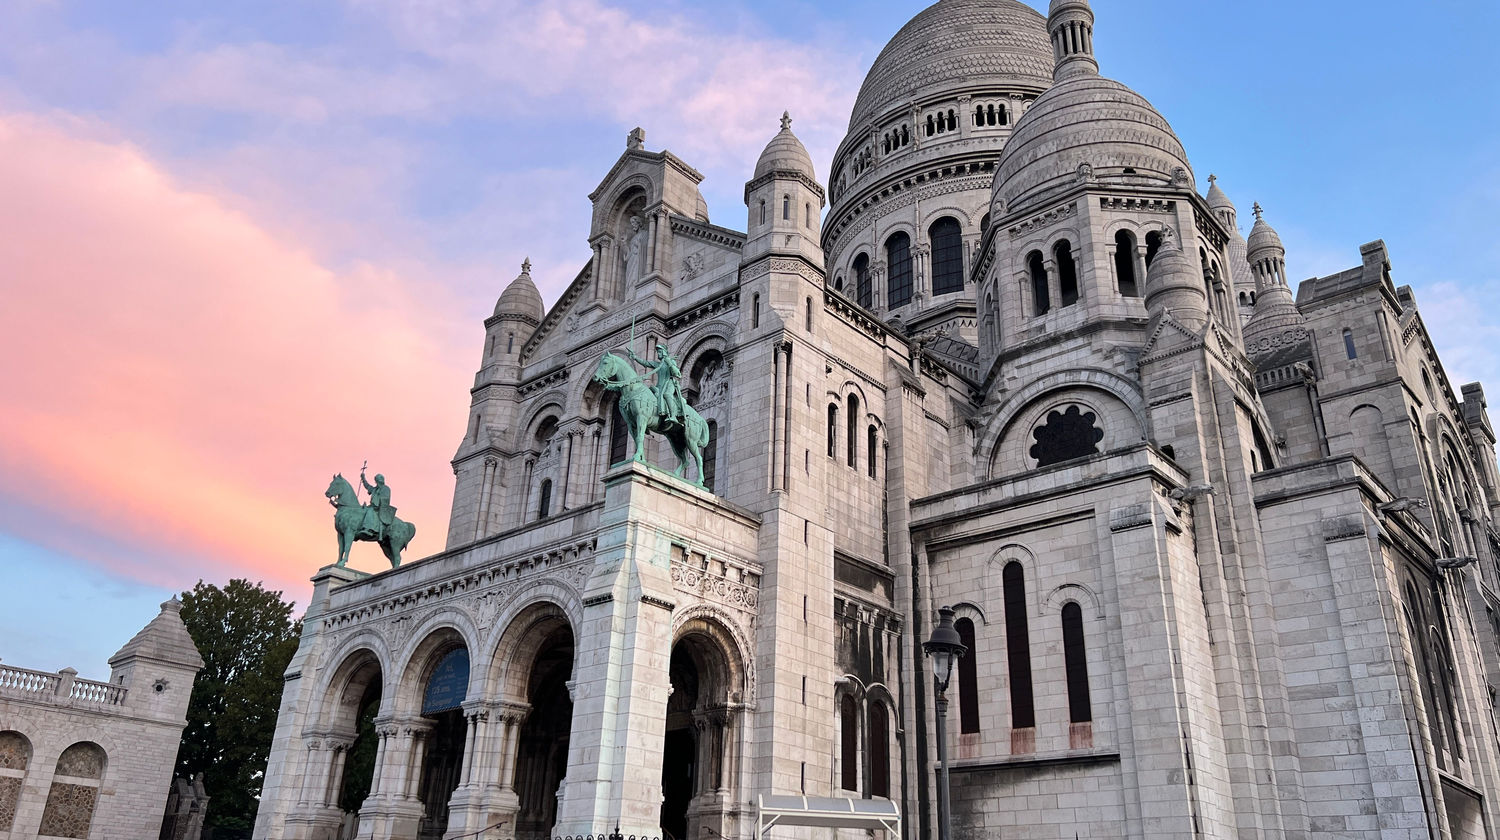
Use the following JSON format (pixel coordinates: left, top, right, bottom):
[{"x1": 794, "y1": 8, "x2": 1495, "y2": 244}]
[
  {"x1": 560, "y1": 431, "x2": 575, "y2": 512},
  {"x1": 957, "y1": 95, "x2": 972, "y2": 139},
  {"x1": 322, "y1": 741, "x2": 350, "y2": 807},
  {"x1": 474, "y1": 457, "x2": 499, "y2": 541},
  {"x1": 296, "y1": 739, "x2": 327, "y2": 807},
  {"x1": 404, "y1": 728, "x2": 431, "y2": 799},
  {"x1": 648, "y1": 212, "x2": 660, "y2": 274},
  {"x1": 520, "y1": 459, "x2": 535, "y2": 523},
  {"x1": 445, "y1": 704, "x2": 493, "y2": 837},
  {"x1": 589, "y1": 428, "x2": 604, "y2": 503},
  {"x1": 1132, "y1": 245, "x2": 1149, "y2": 297}
]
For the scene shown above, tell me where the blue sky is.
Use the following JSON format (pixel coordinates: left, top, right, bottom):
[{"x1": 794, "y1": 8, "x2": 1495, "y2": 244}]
[{"x1": 1, "y1": 0, "x2": 1498, "y2": 674}]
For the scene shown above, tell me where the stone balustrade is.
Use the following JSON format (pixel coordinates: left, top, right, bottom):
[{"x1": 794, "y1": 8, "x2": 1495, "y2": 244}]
[
  {"x1": 0, "y1": 662, "x2": 128, "y2": 706},
  {"x1": 0, "y1": 663, "x2": 61, "y2": 695},
  {"x1": 70, "y1": 677, "x2": 129, "y2": 706}
]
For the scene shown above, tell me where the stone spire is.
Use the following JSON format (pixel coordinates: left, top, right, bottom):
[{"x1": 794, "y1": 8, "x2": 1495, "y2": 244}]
[
  {"x1": 1206, "y1": 175, "x2": 1235, "y2": 229},
  {"x1": 1206, "y1": 175, "x2": 1256, "y2": 323},
  {"x1": 1142, "y1": 226, "x2": 1209, "y2": 331},
  {"x1": 1049, "y1": 0, "x2": 1098, "y2": 81},
  {"x1": 1243, "y1": 204, "x2": 1306, "y2": 341}
]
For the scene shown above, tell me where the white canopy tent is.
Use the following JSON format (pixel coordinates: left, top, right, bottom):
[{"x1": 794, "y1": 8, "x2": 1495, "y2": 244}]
[{"x1": 756, "y1": 795, "x2": 901, "y2": 839}]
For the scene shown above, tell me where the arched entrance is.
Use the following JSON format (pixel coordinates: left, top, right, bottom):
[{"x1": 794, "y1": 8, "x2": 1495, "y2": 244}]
[
  {"x1": 660, "y1": 620, "x2": 745, "y2": 840},
  {"x1": 514, "y1": 620, "x2": 574, "y2": 840},
  {"x1": 416, "y1": 645, "x2": 469, "y2": 839}
]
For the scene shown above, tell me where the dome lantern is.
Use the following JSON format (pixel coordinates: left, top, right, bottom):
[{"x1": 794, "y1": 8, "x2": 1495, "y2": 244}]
[{"x1": 1049, "y1": 0, "x2": 1098, "y2": 82}]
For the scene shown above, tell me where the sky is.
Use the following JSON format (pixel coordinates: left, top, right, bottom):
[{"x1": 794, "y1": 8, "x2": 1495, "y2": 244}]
[{"x1": 1, "y1": 0, "x2": 1498, "y2": 675}]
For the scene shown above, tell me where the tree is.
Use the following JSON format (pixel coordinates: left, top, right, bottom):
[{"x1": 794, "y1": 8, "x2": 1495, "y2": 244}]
[{"x1": 176, "y1": 579, "x2": 301, "y2": 833}]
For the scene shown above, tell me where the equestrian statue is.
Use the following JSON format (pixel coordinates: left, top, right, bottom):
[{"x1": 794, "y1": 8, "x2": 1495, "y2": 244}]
[
  {"x1": 324, "y1": 465, "x2": 417, "y2": 568},
  {"x1": 591, "y1": 333, "x2": 711, "y2": 487}
]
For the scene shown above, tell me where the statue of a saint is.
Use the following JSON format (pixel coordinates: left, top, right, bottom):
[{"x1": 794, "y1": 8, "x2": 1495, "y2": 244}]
[
  {"x1": 620, "y1": 215, "x2": 647, "y2": 285},
  {"x1": 627, "y1": 343, "x2": 687, "y2": 428},
  {"x1": 361, "y1": 470, "x2": 397, "y2": 537}
]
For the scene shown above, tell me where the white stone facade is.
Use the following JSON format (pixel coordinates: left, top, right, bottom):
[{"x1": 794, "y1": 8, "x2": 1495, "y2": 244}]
[
  {"x1": 254, "y1": 2, "x2": 1500, "y2": 839},
  {"x1": 0, "y1": 600, "x2": 203, "y2": 840}
]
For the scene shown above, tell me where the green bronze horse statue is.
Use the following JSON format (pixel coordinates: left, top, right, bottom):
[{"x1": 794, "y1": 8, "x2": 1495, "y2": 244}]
[
  {"x1": 325, "y1": 474, "x2": 416, "y2": 568},
  {"x1": 592, "y1": 352, "x2": 711, "y2": 486}
]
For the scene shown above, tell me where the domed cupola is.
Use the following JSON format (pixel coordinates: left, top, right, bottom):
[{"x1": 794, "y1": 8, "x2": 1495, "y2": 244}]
[
  {"x1": 992, "y1": 0, "x2": 1193, "y2": 218},
  {"x1": 1246, "y1": 203, "x2": 1286, "y2": 256},
  {"x1": 1243, "y1": 203, "x2": 1306, "y2": 342},
  {"x1": 754, "y1": 112, "x2": 817, "y2": 182},
  {"x1": 745, "y1": 113, "x2": 825, "y2": 267},
  {"x1": 494, "y1": 258, "x2": 545, "y2": 323}
]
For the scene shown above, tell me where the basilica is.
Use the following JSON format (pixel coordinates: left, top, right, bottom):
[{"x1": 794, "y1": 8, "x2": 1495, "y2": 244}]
[{"x1": 253, "y1": 1, "x2": 1500, "y2": 839}]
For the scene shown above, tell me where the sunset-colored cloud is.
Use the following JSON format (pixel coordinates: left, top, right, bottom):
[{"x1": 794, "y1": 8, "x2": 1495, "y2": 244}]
[{"x1": 0, "y1": 111, "x2": 473, "y2": 593}]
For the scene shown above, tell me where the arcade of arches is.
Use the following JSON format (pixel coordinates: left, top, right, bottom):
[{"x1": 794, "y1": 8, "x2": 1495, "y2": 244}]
[{"x1": 304, "y1": 608, "x2": 746, "y2": 840}]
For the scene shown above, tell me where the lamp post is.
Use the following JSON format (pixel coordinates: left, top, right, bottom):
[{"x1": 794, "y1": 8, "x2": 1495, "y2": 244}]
[{"x1": 923, "y1": 605, "x2": 967, "y2": 840}]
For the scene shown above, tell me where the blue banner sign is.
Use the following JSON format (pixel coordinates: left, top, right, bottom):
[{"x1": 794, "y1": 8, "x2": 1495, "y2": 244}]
[{"x1": 422, "y1": 648, "x2": 470, "y2": 715}]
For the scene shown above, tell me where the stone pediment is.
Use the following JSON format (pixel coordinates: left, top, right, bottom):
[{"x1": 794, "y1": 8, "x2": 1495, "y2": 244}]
[{"x1": 1135, "y1": 311, "x2": 1204, "y2": 367}]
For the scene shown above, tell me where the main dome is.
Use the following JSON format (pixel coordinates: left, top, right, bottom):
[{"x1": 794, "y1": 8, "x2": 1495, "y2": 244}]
[
  {"x1": 993, "y1": 75, "x2": 1193, "y2": 215},
  {"x1": 847, "y1": 0, "x2": 1053, "y2": 132}
]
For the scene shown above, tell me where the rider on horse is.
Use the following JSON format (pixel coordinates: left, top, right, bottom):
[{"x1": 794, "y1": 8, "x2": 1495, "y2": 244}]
[
  {"x1": 627, "y1": 343, "x2": 688, "y2": 430},
  {"x1": 361, "y1": 469, "x2": 397, "y2": 539}
]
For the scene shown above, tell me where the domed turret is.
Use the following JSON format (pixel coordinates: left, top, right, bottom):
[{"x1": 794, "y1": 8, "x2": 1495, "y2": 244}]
[
  {"x1": 1207, "y1": 175, "x2": 1256, "y2": 323},
  {"x1": 1143, "y1": 227, "x2": 1209, "y2": 331},
  {"x1": 494, "y1": 258, "x2": 545, "y2": 322},
  {"x1": 755, "y1": 112, "x2": 816, "y2": 181},
  {"x1": 1243, "y1": 204, "x2": 1306, "y2": 341},
  {"x1": 745, "y1": 113, "x2": 825, "y2": 267},
  {"x1": 1206, "y1": 174, "x2": 1234, "y2": 218},
  {"x1": 992, "y1": 0, "x2": 1192, "y2": 217},
  {"x1": 1247, "y1": 203, "x2": 1286, "y2": 256}
]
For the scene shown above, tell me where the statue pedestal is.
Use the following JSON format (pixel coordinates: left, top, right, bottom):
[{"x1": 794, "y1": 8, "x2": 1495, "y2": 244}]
[
  {"x1": 309, "y1": 564, "x2": 370, "y2": 619},
  {"x1": 551, "y1": 461, "x2": 681, "y2": 840}
]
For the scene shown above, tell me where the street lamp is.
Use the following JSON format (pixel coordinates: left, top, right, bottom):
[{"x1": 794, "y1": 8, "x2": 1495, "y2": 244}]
[{"x1": 923, "y1": 605, "x2": 967, "y2": 840}]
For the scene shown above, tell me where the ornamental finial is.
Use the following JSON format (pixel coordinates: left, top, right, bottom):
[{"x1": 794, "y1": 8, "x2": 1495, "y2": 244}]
[
  {"x1": 781, "y1": 111, "x2": 792, "y2": 131},
  {"x1": 521, "y1": 257, "x2": 532, "y2": 275},
  {"x1": 1252, "y1": 202, "x2": 1264, "y2": 221}
]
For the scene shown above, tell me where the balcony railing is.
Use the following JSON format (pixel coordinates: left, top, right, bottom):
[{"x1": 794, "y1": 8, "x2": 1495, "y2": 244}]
[{"x1": 0, "y1": 663, "x2": 128, "y2": 706}]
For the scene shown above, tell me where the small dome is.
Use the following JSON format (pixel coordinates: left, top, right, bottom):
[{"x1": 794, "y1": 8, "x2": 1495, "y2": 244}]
[
  {"x1": 693, "y1": 190, "x2": 711, "y2": 224},
  {"x1": 993, "y1": 75, "x2": 1193, "y2": 216},
  {"x1": 1206, "y1": 174, "x2": 1234, "y2": 213},
  {"x1": 755, "y1": 112, "x2": 816, "y2": 181},
  {"x1": 847, "y1": 0, "x2": 1052, "y2": 133},
  {"x1": 494, "y1": 259, "x2": 544, "y2": 321},
  {"x1": 1246, "y1": 203, "x2": 1284, "y2": 255}
]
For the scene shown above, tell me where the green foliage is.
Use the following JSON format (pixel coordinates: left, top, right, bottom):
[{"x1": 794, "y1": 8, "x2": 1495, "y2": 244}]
[{"x1": 176, "y1": 579, "x2": 300, "y2": 831}]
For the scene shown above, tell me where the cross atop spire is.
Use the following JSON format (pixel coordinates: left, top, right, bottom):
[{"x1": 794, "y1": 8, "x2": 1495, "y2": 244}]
[
  {"x1": 1208, "y1": 174, "x2": 1217, "y2": 187},
  {"x1": 1253, "y1": 202, "x2": 1264, "y2": 221},
  {"x1": 780, "y1": 111, "x2": 792, "y2": 132}
]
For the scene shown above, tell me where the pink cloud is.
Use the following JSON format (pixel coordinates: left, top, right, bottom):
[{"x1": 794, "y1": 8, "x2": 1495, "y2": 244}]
[{"x1": 0, "y1": 111, "x2": 474, "y2": 595}]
